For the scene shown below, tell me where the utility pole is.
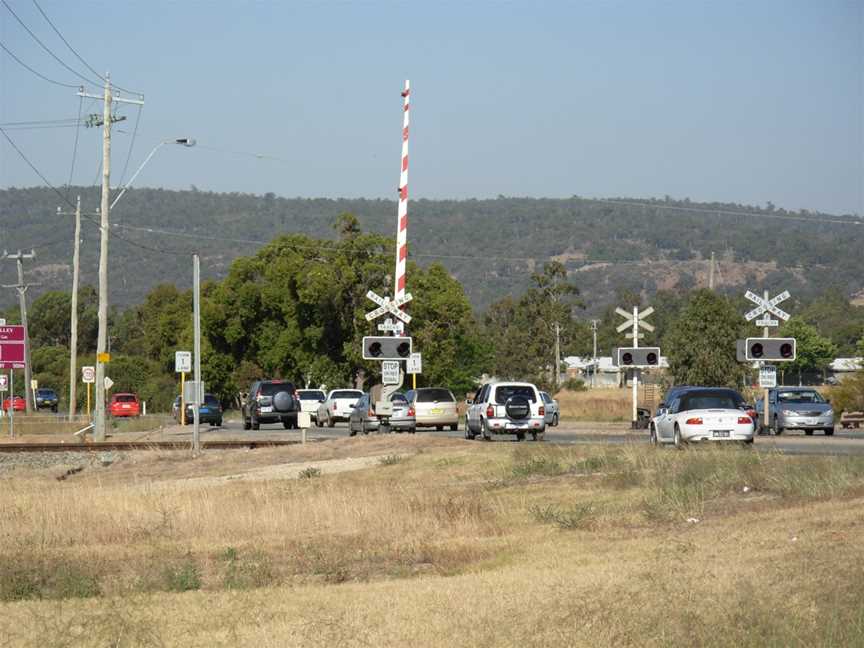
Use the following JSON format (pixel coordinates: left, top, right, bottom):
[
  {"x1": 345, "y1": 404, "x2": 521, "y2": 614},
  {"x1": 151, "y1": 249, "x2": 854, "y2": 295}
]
[
  {"x1": 2, "y1": 250, "x2": 36, "y2": 413},
  {"x1": 58, "y1": 197, "x2": 82, "y2": 420},
  {"x1": 554, "y1": 322, "x2": 561, "y2": 391},
  {"x1": 78, "y1": 77, "x2": 144, "y2": 442},
  {"x1": 590, "y1": 319, "x2": 600, "y2": 388},
  {"x1": 708, "y1": 251, "x2": 715, "y2": 290},
  {"x1": 192, "y1": 253, "x2": 201, "y2": 453}
]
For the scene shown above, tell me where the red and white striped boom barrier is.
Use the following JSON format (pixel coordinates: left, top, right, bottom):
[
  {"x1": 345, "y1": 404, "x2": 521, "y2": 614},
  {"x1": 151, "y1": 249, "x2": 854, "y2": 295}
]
[{"x1": 394, "y1": 79, "x2": 410, "y2": 332}]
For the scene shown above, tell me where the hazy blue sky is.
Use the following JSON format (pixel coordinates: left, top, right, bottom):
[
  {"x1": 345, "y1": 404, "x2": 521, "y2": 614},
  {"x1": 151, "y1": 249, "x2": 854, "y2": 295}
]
[{"x1": 1, "y1": 1, "x2": 861, "y2": 215}]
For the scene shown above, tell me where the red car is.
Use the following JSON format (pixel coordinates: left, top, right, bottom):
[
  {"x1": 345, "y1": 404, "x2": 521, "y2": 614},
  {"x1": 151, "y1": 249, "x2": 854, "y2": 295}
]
[
  {"x1": 2, "y1": 396, "x2": 26, "y2": 412},
  {"x1": 109, "y1": 393, "x2": 141, "y2": 417}
]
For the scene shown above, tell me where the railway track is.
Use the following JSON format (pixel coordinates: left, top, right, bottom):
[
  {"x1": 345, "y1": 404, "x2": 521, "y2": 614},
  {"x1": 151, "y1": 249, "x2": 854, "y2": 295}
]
[{"x1": 0, "y1": 440, "x2": 301, "y2": 453}]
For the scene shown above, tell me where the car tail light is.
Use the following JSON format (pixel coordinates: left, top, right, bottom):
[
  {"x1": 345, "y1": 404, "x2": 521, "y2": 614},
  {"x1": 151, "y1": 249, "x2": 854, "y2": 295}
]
[
  {"x1": 685, "y1": 417, "x2": 703, "y2": 425},
  {"x1": 408, "y1": 407, "x2": 415, "y2": 417},
  {"x1": 486, "y1": 405, "x2": 494, "y2": 418},
  {"x1": 738, "y1": 416, "x2": 752, "y2": 425},
  {"x1": 539, "y1": 406, "x2": 545, "y2": 416},
  {"x1": 332, "y1": 404, "x2": 337, "y2": 411}
]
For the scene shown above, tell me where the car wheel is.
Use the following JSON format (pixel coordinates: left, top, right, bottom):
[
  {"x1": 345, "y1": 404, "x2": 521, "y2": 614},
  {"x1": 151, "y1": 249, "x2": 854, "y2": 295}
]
[
  {"x1": 773, "y1": 417, "x2": 783, "y2": 436},
  {"x1": 436, "y1": 425, "x2": 444, "y2": 431},
  {"x1": 805, "y1": 429, "x2": 813, "y2": 436},
  {"x1": 362, "y1": 422, "x2": 370, "y2": 435},
  {"x1": 673, "y1": 425, "x2": 683, "y2": 449},
  {"x1": 409, "y1": 426, "x2": 416, "y2": 434},
  {"x1": 824, "y1": 427, "x2": 835, "y2": 436},
  {"x1": 532, "y1": 431, "x2": 541, "y2": 442},
  {"x1": 52, "y1": 405, "x2": 58, "y2": 413},
  {"x1": 449, "y1": 423, "x2": 458, "y2": 431},
  {"x1": 283, "y1": 420, "x2": 292, "y2": 430},
  {"x1": 649, "y1": 425, "x2": 658, "y2": 446},
  {"x1": 327, "y1": 415, "x2": 335, "y2": 428},
  {"x1": 243, "y1": 417, "x2": 251, "y2": 431},
  {"x1": 251, "y1": 416, "x2": 260, "y2": 431},
  {"x1": 216, "y1": 418, "x2": 222, "y2": 427},
  {"x1": 552, "y1": 413, "x2": 559, "y2": 427},
  {"x1": 464, "y1": 421, "x2": 476, "y2": 440},
  {"x1": 516, "y1": 432, "x2": 525, "y2": 442},
  {"x1": 480, "y1": 419, "x2": 492, "y2": 441}
]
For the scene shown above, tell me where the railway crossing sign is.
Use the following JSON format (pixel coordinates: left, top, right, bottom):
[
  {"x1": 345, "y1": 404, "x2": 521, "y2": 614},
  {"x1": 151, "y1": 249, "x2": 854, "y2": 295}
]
[
  {"x1": 365, "y1": 290, "x2": 412, "y2": 325},
  {"x1": 744, "y1": 290, "x2": 790, "y2": 327},
  {"x1": 759, "y1": 365, "x2": 777, "y2": 389},
  {"x1": 616, "y1": 306, "x2": 654, "y2": 339}
]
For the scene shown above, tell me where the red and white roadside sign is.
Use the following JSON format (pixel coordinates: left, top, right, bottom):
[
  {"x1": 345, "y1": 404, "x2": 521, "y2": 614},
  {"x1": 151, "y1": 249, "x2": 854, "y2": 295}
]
[{"x1": 0, "y1": 325, "x2": 25, "y2": 370}]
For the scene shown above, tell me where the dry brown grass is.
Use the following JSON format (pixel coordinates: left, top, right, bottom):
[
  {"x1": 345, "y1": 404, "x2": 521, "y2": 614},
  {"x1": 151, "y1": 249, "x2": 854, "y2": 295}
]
[
  {"x1": 555, "y1": 388, "x2": 633, "y2": 421},
  {"x1": 1, "y1": 438, "x2": 863, "y2": 647}
]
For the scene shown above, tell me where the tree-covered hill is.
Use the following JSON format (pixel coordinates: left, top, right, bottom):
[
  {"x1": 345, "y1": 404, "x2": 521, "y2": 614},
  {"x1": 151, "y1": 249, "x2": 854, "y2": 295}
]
[{"x1": 0, "y1": 186, "x2": 860, "y2": 312}]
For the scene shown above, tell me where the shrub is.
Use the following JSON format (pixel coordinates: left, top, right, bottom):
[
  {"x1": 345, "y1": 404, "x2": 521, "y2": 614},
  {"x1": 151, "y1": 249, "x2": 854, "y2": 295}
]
[
  {"x1": 562, "y1": 378, "x2": 587, "y2": 392},
  {"x1": 299, "y1": 466, "x2": 322, "y2": 479},
  {"x1": 162, "y1": 556, "x2": 201, "y2": 592}
]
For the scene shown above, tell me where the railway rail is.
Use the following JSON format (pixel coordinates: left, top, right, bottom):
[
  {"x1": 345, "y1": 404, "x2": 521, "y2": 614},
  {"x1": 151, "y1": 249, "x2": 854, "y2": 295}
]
[{"x1": 0, "y1": 440, "x2": 301, "y2": 453}]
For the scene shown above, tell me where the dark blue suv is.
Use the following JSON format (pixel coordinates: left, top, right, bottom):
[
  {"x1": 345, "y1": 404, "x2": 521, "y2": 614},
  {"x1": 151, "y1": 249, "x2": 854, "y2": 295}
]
[{"x1": 35, "y1": 388, "x2": 59, "y2": 412}]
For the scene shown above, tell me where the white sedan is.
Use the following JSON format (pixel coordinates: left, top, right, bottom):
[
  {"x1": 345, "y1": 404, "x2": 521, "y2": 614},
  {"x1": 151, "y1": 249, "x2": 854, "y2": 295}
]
[{"x1": 651, "y1": 388, "x2": 755, "y2": 447}]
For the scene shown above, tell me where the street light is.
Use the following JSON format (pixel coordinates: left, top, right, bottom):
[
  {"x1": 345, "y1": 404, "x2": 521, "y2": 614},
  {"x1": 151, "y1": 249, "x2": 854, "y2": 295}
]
[{"x1": 110, "y1": 137, "x2": 196, "y2": 210}]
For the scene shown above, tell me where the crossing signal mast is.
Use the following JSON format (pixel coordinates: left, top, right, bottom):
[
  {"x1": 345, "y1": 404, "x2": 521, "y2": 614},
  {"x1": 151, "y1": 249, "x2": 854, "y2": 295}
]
[{"x1": 613, "y1": 306, "x2": 659, "y2": 429}]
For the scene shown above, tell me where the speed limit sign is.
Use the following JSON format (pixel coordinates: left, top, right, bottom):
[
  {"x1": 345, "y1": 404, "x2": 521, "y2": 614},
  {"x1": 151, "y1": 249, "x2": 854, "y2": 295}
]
[{"x1": 82, "y1": 366, "x2": 96, "y2": 384}]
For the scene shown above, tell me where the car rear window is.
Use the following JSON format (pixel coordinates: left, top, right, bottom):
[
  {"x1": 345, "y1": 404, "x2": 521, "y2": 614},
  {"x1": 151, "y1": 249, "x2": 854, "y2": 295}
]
[
  {"x1": 777, "y1": 390, "x2": 824, "y2": 404},
  {"x1": 204, "y1": 395, "x2": 220, "y2": 407},
  {"x1": 332, "y1": 390, "x2": 362, "y2": 400},
  {"x1": 260, "y1": 382, "x2": 295, "y2": 396},
  {"x1": 37, "y1": 389, "x2": 55, "y2": 396},
  {"x1": 680, "y1": 392, "x2": 739, "y2": 411},
  {"x1": 391, "y1": 393, "x2": 408, "y2": 403},
  {"x1": 114, "y1": 394, "x2": 137, "y2": 403},
  {"x1": 299, "y1": 391, "x2": 325, "y2": 401},
  {"x1": 494, "y1": 385, "x2": 536, "y2": 404},
  {"x1": 416, "y1": 389, "x2": 455, "y2": 403}
]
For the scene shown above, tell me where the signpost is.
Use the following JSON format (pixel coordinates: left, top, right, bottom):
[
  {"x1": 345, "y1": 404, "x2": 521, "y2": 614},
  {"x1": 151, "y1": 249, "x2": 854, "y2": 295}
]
[
  {"x1": 406, "y1": 352, "x2": 422, "y2": 389},
  {"x1": 1, "y1": 325, "x2": 26, "y2": 437},
  {"x1": 742, "y1": 289, "x2": 792, "y2": 434},
  {"x1": 615, "y1": 306, "x2": 656, "y2": 428},
  {"x1": 0, "y1": 375, "x2": 6, "y2": 392},
  {"x1": 175, "y1": 351, "x2": 192, "y2": 425},
  {"x1": 82, "y1": 366, "x2": 95, "y2": 418}
]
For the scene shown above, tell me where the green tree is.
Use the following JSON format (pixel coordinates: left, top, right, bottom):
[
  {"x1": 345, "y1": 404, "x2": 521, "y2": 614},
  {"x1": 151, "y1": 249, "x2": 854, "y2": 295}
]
[
  {"x1": 29, "y1": 286, "x2": 99, "y2": 352},
  {"x1": 778, "y1": 319, "x2": 837, "y2": 385},
  {"x1": 664, "y1": 290, "x2": 745, "y2": 387}
]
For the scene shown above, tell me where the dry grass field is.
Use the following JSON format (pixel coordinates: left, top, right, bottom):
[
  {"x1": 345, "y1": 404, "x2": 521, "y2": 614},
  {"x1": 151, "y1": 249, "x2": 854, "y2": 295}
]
[
  {"x1": 1, "y1": 436, "x2": 863, "y2": 647},
  {"x1": 556, "y1": 388, "x2": 633, "y2": 421}
]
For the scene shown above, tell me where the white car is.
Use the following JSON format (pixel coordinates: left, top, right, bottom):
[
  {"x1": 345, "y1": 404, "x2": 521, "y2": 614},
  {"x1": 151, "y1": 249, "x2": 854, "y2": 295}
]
[
  {"x1": 539, "y1": 391, "x2": 560, "y2": 427},
  {"x1": 651, "y1": 387, "x2": 755, "y2": 447},
  {"x1": 296, "y1": 389, "x2": 326, "y2": 423},
  {"x1": 316, "y1": 389, "x2": 363, "y2": 427},
  {"x1": 404, "y1": 388, "x2": 459, "y2": 431},
  {"x1": 465, "y1": 381, "x2": 546, "y2": 441}
]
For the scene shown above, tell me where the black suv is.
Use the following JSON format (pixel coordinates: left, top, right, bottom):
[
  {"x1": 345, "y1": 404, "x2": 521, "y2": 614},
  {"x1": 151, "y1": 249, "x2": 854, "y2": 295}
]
[{"x1": 242, "y1": 380, "x2": 299, "y2": 430}]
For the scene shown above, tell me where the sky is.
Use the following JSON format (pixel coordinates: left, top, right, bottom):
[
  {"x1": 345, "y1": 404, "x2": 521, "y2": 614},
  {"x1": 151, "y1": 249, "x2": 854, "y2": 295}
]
[{"x1": 0, "y1": 0, "x2": 861, "y2": 215}]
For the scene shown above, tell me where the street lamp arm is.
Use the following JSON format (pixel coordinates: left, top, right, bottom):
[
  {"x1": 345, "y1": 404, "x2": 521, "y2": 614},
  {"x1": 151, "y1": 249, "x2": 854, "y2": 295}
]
[{"x1": 110, "y1": 138, "x2": 196, "y2": 210}]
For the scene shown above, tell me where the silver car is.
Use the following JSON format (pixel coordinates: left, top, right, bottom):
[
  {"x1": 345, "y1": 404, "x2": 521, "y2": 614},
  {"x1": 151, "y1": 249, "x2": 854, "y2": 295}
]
[
  {"x1": 348, "y1": 392, "x2": 415, "y2": 435},
  {"x1": 756, "y1": 387, "x2": 835, "y2": 436},
  {"x1": 539, "y1": 391, "x2": 560, "y2": 427}
]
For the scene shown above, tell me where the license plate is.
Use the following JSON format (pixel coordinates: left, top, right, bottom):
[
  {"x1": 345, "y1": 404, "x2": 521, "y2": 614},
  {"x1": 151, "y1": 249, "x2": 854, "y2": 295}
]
[
  {"x1": 430, "y1": 408, "x2": 442, "y2": 414},
  {"x1": 260, "y1": 406, "x2": 273, "y2": 413},
  {"x1": 712, "y1": 430, "x2": 731, "y2": 438},
  {"x1": 122, "y1": 404, "x2": 130, "y2": 409},
  {"x1": 201, "y1": 408, "x2": 210, "y2": 413},
  {"x1": 807, "y1": 419, "x2": 818, "y2": 426}
]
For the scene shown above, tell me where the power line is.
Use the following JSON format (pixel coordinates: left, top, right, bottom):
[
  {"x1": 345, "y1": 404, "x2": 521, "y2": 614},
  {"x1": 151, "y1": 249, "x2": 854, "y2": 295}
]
[
  {"x1": 1, "y1": 0, "x2": 101, "y2": 87},
  {"x1": 0, "y1": 38, "x2": 80, "y2": 88},
  {"x1": 116, "y1": 104, "x2": 142, "y2": 188},
  {"x1": 65, "y1": 94, "x2": 84, "y2": 192},
  {"x1": 29, "y1": 0, "x2": 141, "y2": 96},
  {"x1": 0, "y1": 125, "x2": 75, "y2": 209}
]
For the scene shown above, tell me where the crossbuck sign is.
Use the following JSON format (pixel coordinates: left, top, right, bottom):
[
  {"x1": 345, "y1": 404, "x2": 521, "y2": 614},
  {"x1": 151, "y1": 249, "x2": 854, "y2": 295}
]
[
  {"x1": 744, "y1": 290, "x2": 790, "y2": 328},
  {"x1": 616, "y1": 306, "x2": 654, "y2": 339},
  {"x1": 365, "y1": 290, "x2": 412, "y2": 325}
]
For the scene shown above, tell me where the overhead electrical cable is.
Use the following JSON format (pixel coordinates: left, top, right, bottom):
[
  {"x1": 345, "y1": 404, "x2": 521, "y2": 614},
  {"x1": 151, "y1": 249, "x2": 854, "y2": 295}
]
[
  {"x1": 0, "y1": 38, "x2": 79, "y2": 87},
  {"x1": 1, "y1": 0, "x2": 101, "y2": 87},
  {"x1": 0, "y1": 125, "x2": 75, "y2": 209}
]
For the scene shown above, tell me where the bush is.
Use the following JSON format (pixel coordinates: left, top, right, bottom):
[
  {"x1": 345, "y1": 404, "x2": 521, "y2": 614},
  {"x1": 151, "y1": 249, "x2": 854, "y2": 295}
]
[
  {"x1": 162, "y1": 556, "x2": 201, "y2": 592},
  {"x1": 298, "y1": 466, "x2": 322, "y2": 479},
  {"x1": 562, "y1": 378, "x2": 587, "y2": 392}
]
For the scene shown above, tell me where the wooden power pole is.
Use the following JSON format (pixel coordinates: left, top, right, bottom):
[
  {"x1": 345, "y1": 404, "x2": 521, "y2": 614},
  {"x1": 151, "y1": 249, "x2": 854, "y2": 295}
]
[{"x1": 58, "y1": 196, "x2": 82, "y2": 420}]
